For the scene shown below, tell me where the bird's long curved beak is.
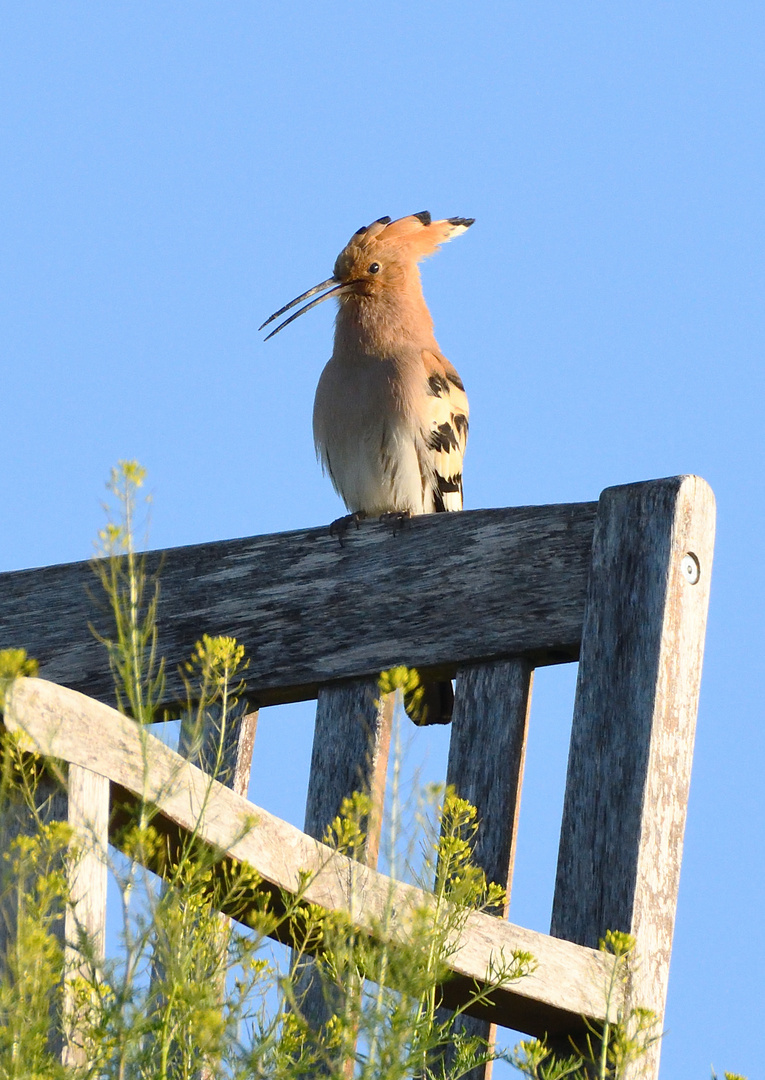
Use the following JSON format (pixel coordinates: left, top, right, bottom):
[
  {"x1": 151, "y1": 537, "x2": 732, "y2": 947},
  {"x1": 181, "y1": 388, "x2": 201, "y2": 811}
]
[{"x1": 260, "y1": 277, "x2": 350, "y2": 340}]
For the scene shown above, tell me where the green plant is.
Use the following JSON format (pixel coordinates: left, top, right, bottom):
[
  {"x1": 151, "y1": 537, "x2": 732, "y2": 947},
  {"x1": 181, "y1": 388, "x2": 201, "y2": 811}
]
[
  {"x1": 0, "y1": 759, "x2": 71, "y2": 1079},
  {"x1": 0, "y1": 647, "x2": 38, "y2": 711},
  {"x1": 280, "y1": 784, "x2": 535, "y2": 1079},
  {"x1": 90, "y1": 460, "x2": 165, "y2": 725}
]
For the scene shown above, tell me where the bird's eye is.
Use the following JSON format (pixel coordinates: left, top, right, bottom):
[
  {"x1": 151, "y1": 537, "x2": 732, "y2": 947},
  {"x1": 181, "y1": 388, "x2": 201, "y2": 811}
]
[{"x1": 368, "y1": 262, "x2": 380, "y2": 274}]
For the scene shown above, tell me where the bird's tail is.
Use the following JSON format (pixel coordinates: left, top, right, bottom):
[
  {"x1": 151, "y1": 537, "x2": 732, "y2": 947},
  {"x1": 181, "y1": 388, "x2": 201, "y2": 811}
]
[{"x1": 404, "y1": 678, "x2": 454, "y2": 727}]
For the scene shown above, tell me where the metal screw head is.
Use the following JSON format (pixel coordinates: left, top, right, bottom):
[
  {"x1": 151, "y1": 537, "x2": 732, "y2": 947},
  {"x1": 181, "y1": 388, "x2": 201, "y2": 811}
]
[{"x1": 681, "y1": 552, "x2": 700, "y2": 585}]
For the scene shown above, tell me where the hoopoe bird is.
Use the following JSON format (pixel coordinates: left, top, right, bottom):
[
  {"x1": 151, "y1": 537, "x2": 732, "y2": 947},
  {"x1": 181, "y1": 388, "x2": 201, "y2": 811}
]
[{"x1": 261, "y1": 211, "x2": 473, "y2": 724}]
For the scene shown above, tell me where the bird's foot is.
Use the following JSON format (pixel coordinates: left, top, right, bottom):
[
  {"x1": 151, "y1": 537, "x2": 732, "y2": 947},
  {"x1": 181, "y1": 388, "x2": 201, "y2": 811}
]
[
  {"x1": 379, "y1": 510, "x2": 411, "y2": 536},
  {"x1": 329, "y1": 510, "x2": 367, "y2": 547}
]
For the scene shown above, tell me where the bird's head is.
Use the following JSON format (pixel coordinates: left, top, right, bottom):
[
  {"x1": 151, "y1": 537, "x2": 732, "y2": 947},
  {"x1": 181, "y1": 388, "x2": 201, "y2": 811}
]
[{"x1": 260, "y1": 212, "x2": 473, "y2": 339}]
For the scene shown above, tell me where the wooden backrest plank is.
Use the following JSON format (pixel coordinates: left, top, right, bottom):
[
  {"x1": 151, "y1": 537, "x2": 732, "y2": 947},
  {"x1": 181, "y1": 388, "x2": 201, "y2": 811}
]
[
  {"x1": 0, "y1": 503, "x2": 596, "y2": 707},
  {"x1": 63, "y1": 764, "x2": 109, "y2": 1067},
  {"x1": 439, "y1": 658, "x2": 534, "y2": 1080},
  {"x1": 0, "y1": 755, "x2": 108, "y2": 1066},
  {"x1": 295, "y1": 679, "x2": 394, "y2": 1044},
  {"x1": 447, "y1": 659, "x2": 533, "y2": 908},
  {"x1": 303, "y1": 680, "x2": 393, "y2": 866},
  {"x1": 551, "y1": 476, "x2": 715, "y2": 1079},
  {"x1": 0, "y1": 767, "x2": 70, "y2": 1061}
]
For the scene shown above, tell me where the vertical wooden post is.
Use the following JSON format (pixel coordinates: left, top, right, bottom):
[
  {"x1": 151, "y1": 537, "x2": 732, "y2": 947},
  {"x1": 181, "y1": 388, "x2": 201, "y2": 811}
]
[
  {"x1": 551, "y1": 476, "x2": 715, "y2": 1078},
  {"x1": 0, "y1": 773, "x2": 65, "y2": 961},
  {"x1": 0, "y1": 752, "x2": 109, "y2": 1068},
  {"x1": 62, "y1": 763, "x2": 109, "y2": 1067},
  {"x1": 176, "y1": 700, "x2": 259, "y2": 1080},
  {"x1": 303, "y1": 680, "x2": 393, "y2": 863},
  {"x1": 439, "y1": 659, "x2": 533, "y2": 1080},
  {"x1": 294, "y1": 678, "x2": 394, "y2": 1066}
]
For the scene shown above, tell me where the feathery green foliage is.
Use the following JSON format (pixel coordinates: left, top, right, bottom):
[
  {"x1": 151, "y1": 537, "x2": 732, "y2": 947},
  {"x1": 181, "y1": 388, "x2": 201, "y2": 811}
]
[
  {"x1": 0, "y1": 777, "x2": 71, "y2": 1079},
  {"x1": 90, "y1": 460, "x2": 165, "y2": 724}
]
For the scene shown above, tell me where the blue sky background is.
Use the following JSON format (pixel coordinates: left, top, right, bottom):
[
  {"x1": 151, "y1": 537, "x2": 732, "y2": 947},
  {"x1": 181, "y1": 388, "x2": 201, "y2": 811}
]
[{"x1": 1, "y1": 3, "x2": 763, "y2": 1074}]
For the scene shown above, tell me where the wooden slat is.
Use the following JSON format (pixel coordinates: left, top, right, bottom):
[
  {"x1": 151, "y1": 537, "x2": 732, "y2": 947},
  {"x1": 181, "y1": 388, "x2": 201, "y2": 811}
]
[
  {"x1": 0, "y1": 769, "x2": 69, "y2": 1061},
  {"x1": 447, "y1": 660, "x2": 533, "y2": 904},
  {"x1": 0, "y1": 758, "x2": 108, "y2": 1067},
  {"x1": 63, "y1": 764, "x2": 109, "y2": 1067},
  {"x1": 304, "y1": 680, "x2": 393, "y2": 866},
  {"x1": 5, "y1": 677, "x2": 618, "y2": 1039},
  {"x1": 0, "y1": 504, "x2": 597, "y2": 707},
  {"x1": 175, "y1": 699, "x2": 259, "y2": 1080},
  {"x1": 295, "y1": 680, "x2": 394, "y2": 1042},
  {"x1": 0, "y1": 777, "x2": 66, "y2": 968},
  {"x1": 439, "y1": 659, "x2": 533, "y2": 1080},
  {"x1": 551, "y1": 475, "x2": 715, "y2": 1078}
]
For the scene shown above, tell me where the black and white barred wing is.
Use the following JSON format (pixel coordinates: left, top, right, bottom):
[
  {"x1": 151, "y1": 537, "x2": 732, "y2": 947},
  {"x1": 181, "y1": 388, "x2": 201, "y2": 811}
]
[{"x1": 419, "y1": 349, "x2": 469, "y2": 513}]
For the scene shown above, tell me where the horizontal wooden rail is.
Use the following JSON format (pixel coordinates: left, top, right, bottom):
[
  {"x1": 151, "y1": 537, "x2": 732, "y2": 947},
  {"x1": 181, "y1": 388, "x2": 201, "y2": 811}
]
[
  {"x1": 0, "y1": 504, "x2": 596, "y2": 707},
  {"x1": 5, "y1": 678, "x2": 616, "y2": 1038}
]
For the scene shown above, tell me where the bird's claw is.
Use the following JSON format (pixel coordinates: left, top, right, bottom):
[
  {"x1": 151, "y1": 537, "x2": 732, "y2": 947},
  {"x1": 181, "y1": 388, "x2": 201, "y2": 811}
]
[
  {"x1": 379, "y1": 510, "x2": 411, "y2": 536},
  {"x1": 329, "y1": 511, "x2": 367, "y2": 547}
]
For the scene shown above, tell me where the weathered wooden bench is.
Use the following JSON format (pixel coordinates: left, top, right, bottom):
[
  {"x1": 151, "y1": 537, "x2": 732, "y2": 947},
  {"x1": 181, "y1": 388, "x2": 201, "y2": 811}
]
[{"x1": 0, "y1": 474, "x2": 715, "y2": 1078}]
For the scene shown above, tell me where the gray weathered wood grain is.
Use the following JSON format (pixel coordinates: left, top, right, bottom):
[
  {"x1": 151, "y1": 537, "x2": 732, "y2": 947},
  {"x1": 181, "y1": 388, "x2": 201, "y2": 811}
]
[
  {"x1": 295, "y1": 680, "x2": 394, "y2": 1044},
  {"x1": 447, "y1": 660, "x2": 533, "y2": 906},
  {"x1": 176, "y1": 699, "x2": 259, "y2": 1080},
  {"x1": 550, "y1": 475, "x2": 715, "y2": 1079},
  {"x1": 439, "y1": 659, "x2": 533, "y2": 1080},
  {"x1": 304, "y1": 680, "x2": 393, "y2": 866},
  {"x1": 0, "y1": 756, "x2": 108, "y2": 1066},
  {"x1": 5, "y1": 677, "x2": 617, "y2": 1039},
  {"x1": 0, "y1": 776, "x2": 66, "y2": 966},
  {"x1": 0, "y1": 768, "x2": 69, "y2": 1060},
  {"x1": 0, "y1": 504, "x2": 596, "y2": 708}
]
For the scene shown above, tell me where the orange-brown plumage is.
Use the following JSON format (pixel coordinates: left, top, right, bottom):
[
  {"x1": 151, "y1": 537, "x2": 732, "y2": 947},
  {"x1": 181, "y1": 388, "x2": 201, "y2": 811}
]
[{"x1": 261, "y1": 211, "x2": 472, "y2": 518}]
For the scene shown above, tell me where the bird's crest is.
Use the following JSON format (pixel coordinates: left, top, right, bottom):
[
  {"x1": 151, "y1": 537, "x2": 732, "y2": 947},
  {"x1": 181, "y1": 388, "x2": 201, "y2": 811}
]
[
  {"x1": 260, "y1": 212, "x2": 473, "y2": 339},
  {"x1": 353, "y1": 212, "x2": 474, "y2": 261}
]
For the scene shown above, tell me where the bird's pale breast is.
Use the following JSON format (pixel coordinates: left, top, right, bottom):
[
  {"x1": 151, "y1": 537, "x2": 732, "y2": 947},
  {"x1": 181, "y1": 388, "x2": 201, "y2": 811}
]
[{"x1": 313, "y1": 346, "x2": 467, "y2": 517}]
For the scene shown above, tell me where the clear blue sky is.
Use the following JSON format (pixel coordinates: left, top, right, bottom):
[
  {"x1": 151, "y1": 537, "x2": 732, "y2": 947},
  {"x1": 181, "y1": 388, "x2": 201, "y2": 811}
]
[{"x1": 1, "y1": 4, "x2": 763, "y2": 1074}]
